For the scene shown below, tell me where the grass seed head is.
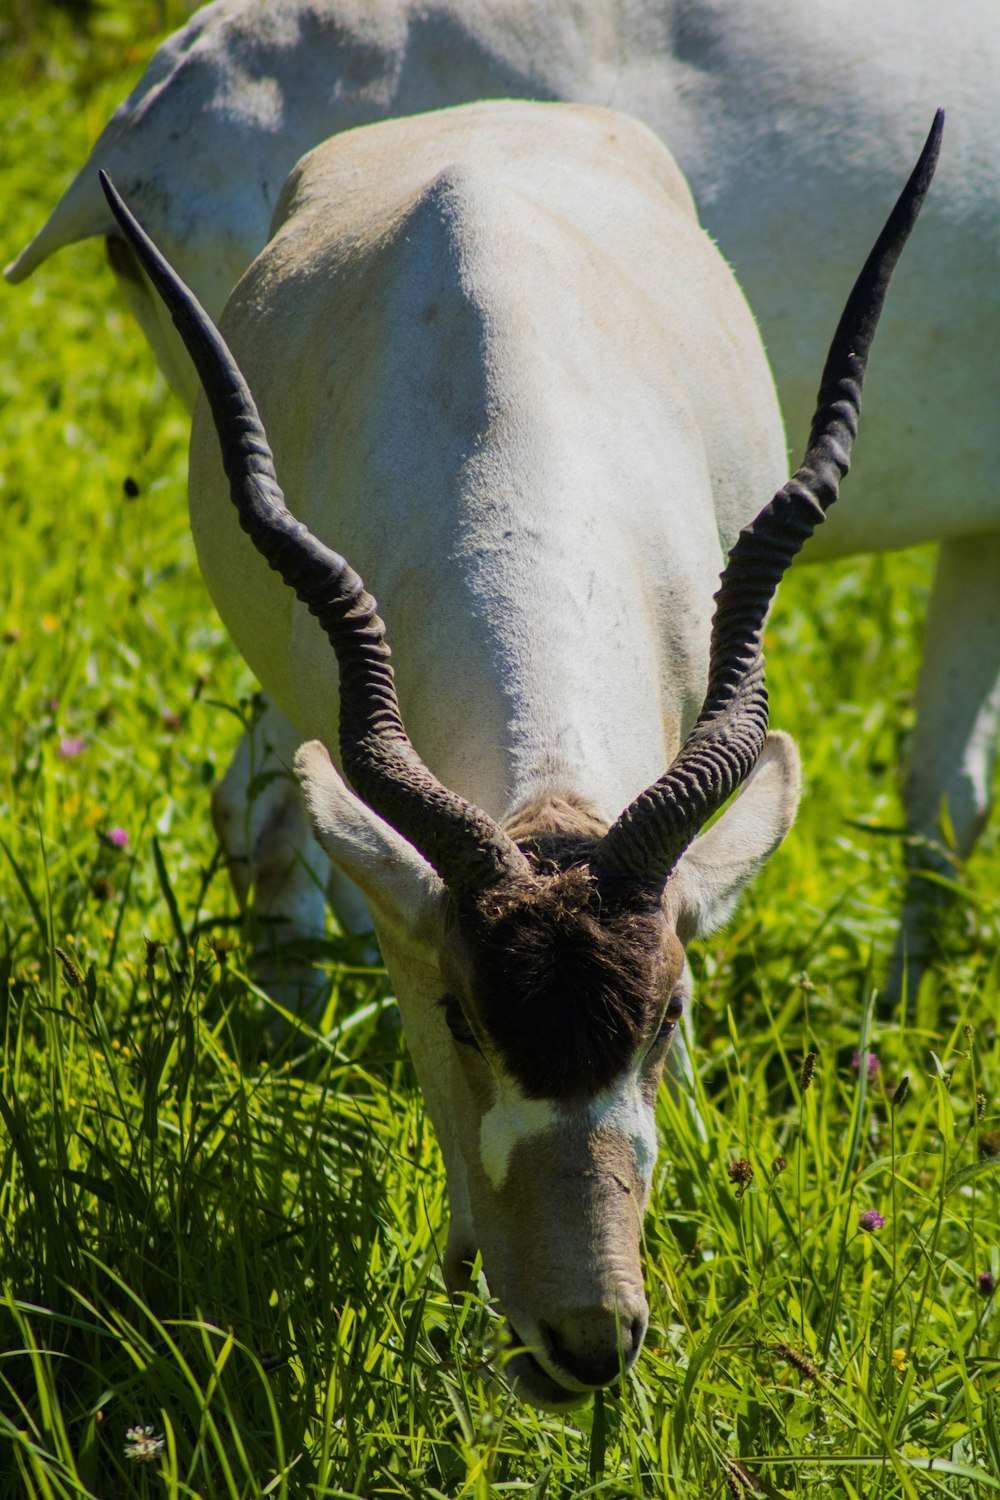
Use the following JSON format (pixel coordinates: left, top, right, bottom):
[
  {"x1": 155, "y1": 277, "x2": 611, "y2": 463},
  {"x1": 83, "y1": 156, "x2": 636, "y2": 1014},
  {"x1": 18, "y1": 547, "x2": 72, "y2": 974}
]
[
  {"x1": 722, "y1": 1456, "x2": 761, "y2": 1496},
  {"x1": 778, "y1": 1343, "x2": 820, "y2": 1382},
  {"x1": 55, "y1": 946, "x2": 83, "y2": 988}
]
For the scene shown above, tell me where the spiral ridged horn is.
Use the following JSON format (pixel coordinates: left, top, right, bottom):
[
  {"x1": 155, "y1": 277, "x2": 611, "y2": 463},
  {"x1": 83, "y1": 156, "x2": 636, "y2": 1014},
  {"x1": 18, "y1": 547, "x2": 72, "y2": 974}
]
[
  {"x1": 593, "y1": 110, "x2": 943, "y2": 886},
  {"x1": 99, "y1": 170, "x2": 530, "y2": 897}
]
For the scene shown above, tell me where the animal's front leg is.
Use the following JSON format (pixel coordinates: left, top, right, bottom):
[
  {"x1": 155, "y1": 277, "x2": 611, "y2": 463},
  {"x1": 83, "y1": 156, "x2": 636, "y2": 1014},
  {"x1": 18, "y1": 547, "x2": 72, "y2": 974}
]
[
  {"x1": 890, "y1": 532, "x2": 1000, "y2": 1003},
  {"x1": 211, "y1": 695, "x2": 336, "y2": 1020}
]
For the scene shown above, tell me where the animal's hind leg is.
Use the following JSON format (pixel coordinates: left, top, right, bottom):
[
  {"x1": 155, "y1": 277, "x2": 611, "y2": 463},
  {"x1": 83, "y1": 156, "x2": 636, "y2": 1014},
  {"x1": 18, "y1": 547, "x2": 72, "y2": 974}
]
[
  {"x1": 211, "y1": 696, "x2": 341, "y2": 1020},
  {"x1": 889, "y1": 533, "x2": 1000, "y2": 1002}
]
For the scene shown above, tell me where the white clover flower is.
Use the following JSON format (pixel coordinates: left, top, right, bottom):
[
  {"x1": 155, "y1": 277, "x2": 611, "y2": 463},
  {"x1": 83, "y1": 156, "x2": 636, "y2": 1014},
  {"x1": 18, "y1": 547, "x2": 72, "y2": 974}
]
[{"x1": 124, "y1": 1424, "x2": 165, "y2": 1463}]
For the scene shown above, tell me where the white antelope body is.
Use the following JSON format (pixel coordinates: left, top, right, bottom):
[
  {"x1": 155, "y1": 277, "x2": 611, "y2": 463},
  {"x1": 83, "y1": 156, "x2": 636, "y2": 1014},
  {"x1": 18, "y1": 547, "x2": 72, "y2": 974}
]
[
  {"x1": 101, "y1": 100, "x2": 937, "y2": 1405},
  {"x1": 9, "y1": 1, "x2": 994, "y2": 992}
]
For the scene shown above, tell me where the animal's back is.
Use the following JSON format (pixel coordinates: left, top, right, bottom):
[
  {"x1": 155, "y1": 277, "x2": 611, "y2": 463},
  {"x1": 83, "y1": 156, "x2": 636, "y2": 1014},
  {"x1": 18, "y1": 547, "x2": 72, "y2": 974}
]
[
  {"x1": 189, "y1": 101, "x2": 786, "y2": 821},
  {"x1": 11, "y1": 1, "x2": 996, "y2": 552}
]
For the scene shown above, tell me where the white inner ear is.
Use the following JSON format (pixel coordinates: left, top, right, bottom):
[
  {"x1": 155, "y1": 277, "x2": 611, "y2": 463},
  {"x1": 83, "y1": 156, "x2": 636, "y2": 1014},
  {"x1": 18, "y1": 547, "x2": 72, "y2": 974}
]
[
  {"x1": 668, "y1": 730, "x2": 802, "y2": 940},
  {"x1": 294, "y1": 739, "x2": 445, "y2": 952}
]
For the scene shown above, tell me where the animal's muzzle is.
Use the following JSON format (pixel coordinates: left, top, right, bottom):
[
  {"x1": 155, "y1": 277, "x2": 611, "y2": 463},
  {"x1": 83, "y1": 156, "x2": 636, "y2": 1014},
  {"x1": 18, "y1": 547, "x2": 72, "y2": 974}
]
[
  {"x1": 541, "y1": 1301, "x2": 648, "y2": 1388},
  {"x1": 507, "y1": 1281, "x2": 649, "y2": 1407}
]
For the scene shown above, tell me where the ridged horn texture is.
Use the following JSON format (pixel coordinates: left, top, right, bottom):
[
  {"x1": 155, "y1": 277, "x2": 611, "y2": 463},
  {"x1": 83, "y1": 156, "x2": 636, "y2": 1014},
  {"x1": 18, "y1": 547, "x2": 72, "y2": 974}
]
[
  {"x1": 594, "y1": 110, "x2": 944, "y2": 886},
  {"x1": 98, "y1": 170, "x2": 531, "y2": 897}
]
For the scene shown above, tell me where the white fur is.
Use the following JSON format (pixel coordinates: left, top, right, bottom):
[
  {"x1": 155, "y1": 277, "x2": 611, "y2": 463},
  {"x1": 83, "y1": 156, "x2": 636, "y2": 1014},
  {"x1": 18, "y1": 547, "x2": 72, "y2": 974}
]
[
  {"x1": 479, "y1": 1070, "x2": 657, "y2": 1194},
  {"x1": 585, "y1": 1078, "x2": 660, "y2": 1187},
  {"x1": 480, "y1": 1082, "x2": 557, "y2": 1192},
  {"x1": 187, "y1": 104, "x2": 786, "y2": 827},
  {"x1": 11, "y1": 0, "x2": 993, "y2": 990}
]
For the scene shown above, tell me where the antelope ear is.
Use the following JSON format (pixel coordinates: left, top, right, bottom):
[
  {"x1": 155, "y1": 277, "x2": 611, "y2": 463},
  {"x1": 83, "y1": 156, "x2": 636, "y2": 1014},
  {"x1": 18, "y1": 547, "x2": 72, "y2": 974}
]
[
  {"x1": 667, "y1": 731, "x2": 801, "y2": 941},
  {"x1": 294, "y1": 740, "x2": 446, "y2": 953}
]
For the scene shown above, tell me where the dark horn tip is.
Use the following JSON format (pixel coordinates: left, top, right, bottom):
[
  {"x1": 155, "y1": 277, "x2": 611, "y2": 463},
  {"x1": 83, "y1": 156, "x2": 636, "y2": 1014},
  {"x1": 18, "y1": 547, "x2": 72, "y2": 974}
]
[
  {"x1": 99, "y1": 168, "x2": 126, "y2": 223},
  {"x1": 892, "y1": 109, "x2": 944, "y2": 234},
  {"x1": 917, "y1": 109, "x2": 947, "y2": 193}
]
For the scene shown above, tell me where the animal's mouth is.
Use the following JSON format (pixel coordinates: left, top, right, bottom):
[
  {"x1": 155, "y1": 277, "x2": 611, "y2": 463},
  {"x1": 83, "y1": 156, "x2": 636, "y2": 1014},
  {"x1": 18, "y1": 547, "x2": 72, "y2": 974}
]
[{"x1": 505, "y1": 1325, "x2": 593, "y2": 1411}]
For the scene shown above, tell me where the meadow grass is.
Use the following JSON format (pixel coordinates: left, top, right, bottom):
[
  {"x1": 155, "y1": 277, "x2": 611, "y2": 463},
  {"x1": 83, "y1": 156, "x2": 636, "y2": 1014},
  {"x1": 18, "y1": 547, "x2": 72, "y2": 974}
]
[{"x1": 1, "y1": 6, "x2": 999, "y2": 1496}]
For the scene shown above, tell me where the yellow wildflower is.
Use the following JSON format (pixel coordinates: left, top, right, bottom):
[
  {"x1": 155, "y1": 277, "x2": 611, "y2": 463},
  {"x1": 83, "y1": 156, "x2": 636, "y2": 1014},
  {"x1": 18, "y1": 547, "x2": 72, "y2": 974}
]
[{"x1": 892, "y1": 1348, "x2": 907, "y2": 1373}]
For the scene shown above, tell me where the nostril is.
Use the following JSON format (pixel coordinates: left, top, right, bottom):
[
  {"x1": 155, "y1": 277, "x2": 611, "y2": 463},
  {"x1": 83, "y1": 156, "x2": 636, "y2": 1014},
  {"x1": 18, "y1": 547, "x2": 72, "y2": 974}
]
[
  {"x1": 541, "y1": 1305, "x2": 648, "y2": 1388},
  {"x1": 623, "y1": 1314, "x2": 645, "y2": 1364}
]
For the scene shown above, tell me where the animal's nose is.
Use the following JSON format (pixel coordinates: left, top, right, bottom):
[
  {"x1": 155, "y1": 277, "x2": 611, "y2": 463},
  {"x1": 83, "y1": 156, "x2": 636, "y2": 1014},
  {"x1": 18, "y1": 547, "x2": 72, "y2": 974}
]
[{"x1": 541, "y1": 1297, "x2": 648, "y2": 1388}]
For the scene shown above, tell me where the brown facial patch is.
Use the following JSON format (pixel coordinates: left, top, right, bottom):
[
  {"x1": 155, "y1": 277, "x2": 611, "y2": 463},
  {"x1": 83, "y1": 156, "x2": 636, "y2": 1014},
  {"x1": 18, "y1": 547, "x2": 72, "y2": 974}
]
[{"x1": 445, "y1": 796, "x2": 684, "y2": 1099}]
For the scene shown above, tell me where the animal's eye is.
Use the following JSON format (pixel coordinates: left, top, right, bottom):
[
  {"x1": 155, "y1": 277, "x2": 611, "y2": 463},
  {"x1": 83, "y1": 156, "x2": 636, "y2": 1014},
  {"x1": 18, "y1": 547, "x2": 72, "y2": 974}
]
[
  {"x1": 440, "y1": 993, "x2": 481, "y2": 1052},
  {"x1": 656, "y1": 991, "x2": 685, "y2": 1044}
]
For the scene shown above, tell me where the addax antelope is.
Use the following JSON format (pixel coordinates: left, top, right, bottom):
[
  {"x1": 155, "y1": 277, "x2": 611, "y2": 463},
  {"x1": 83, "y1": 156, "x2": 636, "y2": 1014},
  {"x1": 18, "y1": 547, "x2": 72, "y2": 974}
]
[{"x1": 99, "y1": 101, "x2": 939, "y2": 1404}]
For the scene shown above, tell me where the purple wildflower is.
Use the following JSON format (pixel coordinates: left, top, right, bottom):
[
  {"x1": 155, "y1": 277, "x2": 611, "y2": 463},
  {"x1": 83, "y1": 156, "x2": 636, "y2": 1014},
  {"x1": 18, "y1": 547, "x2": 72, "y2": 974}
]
[
  {"x1": 978, "y1": 1272, "x2": 996, "y2": 1298},
  {"x1": 57, "y1": 736, "x2": 85, "y2": 760},
  {"x1": 858, "y1": 1210, "x2": 886, "y2": 1233},
  {"x1": 852, "y1": 1049, "x2": 881, "y2": 1081},
  {"x1": 107, "y1": 827, "x2": 129, "y2": 849}
]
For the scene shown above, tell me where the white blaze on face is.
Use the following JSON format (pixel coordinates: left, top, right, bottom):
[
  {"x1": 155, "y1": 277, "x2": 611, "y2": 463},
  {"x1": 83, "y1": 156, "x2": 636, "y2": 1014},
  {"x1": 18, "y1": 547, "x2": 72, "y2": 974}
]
[
  {"x1": 480, "y1": 1076, "x2": 557, "y2": 1191},
  {"x1": 478, "y1": 1068, "x2": 658, "y2": 1193},
  {"x1": 586, "y1": 1074, "x2": 659, "y2": 1192}
]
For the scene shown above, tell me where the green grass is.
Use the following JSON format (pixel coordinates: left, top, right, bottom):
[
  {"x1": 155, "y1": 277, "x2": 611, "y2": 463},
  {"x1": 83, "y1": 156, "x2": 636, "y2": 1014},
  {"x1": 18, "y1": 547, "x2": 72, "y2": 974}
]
[{"x1": 2, "y1": 6, "x2": 999, "y2": 1496}]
